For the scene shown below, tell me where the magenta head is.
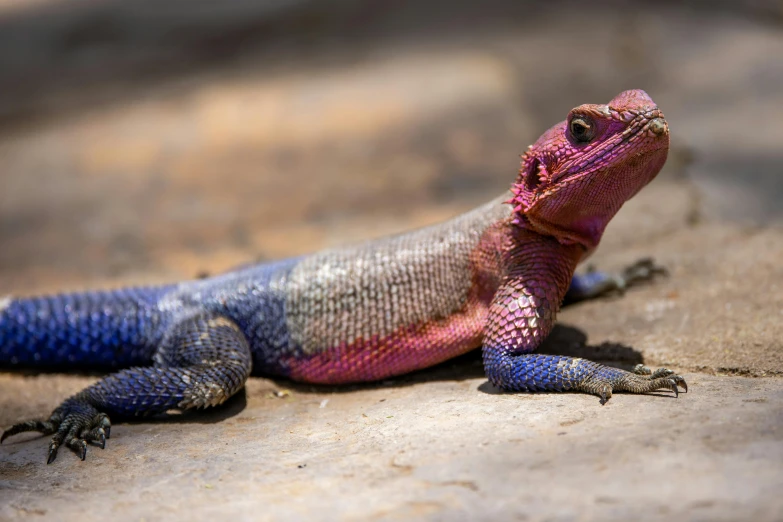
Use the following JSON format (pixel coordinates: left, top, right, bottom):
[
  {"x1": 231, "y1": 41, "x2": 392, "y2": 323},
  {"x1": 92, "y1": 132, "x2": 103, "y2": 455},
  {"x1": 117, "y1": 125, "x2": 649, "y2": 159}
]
[{"x1": 509, "y1": 89, "x2": 669, "y2": 253}]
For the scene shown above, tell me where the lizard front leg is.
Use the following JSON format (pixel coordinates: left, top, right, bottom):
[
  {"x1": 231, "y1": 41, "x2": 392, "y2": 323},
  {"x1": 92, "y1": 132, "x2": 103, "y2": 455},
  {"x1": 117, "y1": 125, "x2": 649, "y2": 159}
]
[
  {"x1": 482, "y1": 238, "x2": 686, "y2": 403},
  {"x1": 564, "y1": 258, "x2": 668, "y2": 304},
  {"x1": 1, "y1": 312, "x2": 252, "y2": 463}
]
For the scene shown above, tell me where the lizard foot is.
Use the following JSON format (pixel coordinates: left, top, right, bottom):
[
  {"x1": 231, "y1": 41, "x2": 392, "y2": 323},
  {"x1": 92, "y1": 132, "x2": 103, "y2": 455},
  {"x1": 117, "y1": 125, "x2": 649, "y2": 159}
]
[
  {"x1": 584, "y1": 367, "x2": 687, "y2": 405},
  {"x1": 1, "y1": 399, "x2": 111, "y2": 464},
  {"x1": 565, "y1": 258, "x2": 668, "y2": 303},
  {"x1": 614, "y1": 258, "x2": 668, "y2": 292}
]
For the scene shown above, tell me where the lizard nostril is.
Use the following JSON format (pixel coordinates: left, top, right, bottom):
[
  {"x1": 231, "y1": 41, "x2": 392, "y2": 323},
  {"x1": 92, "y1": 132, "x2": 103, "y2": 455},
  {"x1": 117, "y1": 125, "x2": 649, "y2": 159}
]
[{"x1": 649, "y1": 118, "x2": 667, "y2": 136}]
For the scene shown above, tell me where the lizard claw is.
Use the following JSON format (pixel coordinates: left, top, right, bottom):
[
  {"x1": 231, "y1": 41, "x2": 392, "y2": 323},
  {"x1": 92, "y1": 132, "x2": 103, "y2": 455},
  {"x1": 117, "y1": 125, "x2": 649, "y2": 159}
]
[
  {"x1": 669, "y1": 374, "x2": 688, "y2": 393},
  {"x1": 47, "y1": 441, "x2": 59, "y2": 464},
  {"x1": 599, "y1": 385, "x2": 612, "y2": 405},
  {"x1": 667, "y1": 379, "x2": 680, "y2": 398}
]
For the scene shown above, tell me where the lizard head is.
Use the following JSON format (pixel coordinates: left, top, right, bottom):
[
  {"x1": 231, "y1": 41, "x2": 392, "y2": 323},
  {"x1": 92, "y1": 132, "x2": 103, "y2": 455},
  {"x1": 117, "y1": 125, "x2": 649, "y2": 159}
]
[{"x1": 509, "y1": 89, "x2": 669, "y2": 255}]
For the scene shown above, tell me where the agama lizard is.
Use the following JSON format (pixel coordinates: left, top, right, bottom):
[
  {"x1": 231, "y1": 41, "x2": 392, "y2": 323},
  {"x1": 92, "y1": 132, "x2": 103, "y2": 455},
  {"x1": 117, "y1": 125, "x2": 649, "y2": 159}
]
[{"x1": 0, "y1": 89, "x2": 685, "y2": 463}]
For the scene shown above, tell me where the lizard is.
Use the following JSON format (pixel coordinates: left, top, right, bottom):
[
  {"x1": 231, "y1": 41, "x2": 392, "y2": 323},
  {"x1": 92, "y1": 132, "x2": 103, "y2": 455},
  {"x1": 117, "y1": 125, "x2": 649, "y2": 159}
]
[{"x1": 0, "y1": 89, "x2": 685, "y2": 464}]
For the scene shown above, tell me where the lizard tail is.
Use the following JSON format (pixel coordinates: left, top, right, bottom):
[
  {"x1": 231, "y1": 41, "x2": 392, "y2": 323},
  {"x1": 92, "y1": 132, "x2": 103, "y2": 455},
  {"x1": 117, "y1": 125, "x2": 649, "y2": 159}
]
[{"x1": 0, "y1": 286, "x2": 173, "y2": 369}]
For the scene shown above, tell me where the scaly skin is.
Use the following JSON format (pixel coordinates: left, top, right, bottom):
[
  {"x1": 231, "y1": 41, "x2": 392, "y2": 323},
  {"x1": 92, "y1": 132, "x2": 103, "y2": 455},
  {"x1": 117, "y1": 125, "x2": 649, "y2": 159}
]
[{"x1": 0, "y1": 89, "x2": 685, "y2": 463}]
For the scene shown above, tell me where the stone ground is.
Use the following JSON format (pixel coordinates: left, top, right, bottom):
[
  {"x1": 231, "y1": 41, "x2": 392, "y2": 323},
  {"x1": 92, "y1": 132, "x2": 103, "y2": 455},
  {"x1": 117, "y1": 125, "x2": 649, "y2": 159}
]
[{"x1": 0, "y1": 1, "x2": 782, "y2": 520}]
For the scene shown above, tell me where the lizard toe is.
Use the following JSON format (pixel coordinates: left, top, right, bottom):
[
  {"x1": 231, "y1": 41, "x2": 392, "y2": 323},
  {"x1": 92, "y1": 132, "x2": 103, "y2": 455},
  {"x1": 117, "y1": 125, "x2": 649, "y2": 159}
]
[
  {"x1": 649, "y1": 367, "x2": 676, "y2": 379},
  {"x1": 1, "y1": 418, "x2": 57, "y2": 444},
  {"x1": 634, "y1": 364, "x2": 682, "y2": 384},
  {"x1": 82, "y1": 424, "x2": 108, "y2": 449},
  {"x1": 634, "y1": 366, "x2": 686, "y2": 392},
  {"x1": 633, "y1": 363, "x2": 652, "y2": 376}
]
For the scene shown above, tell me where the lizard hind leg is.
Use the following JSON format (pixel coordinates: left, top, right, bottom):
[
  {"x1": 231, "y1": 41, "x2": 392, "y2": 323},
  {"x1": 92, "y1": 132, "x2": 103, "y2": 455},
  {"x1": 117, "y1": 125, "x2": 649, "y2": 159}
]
[{"x1": 1, "y1": 312, "x2": 252, "y2": 463}]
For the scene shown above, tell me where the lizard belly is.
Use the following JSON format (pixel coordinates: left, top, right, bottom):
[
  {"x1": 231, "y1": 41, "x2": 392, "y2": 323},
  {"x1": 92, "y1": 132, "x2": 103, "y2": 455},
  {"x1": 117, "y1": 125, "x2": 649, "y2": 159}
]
[{"x1": 283, "y1": 299, "x2": 488, "y2": 384}]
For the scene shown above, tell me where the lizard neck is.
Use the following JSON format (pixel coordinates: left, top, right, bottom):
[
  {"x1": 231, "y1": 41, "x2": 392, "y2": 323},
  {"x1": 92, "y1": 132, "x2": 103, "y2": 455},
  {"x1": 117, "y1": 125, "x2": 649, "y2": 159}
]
[
  {"x1": 471, "y1": 212, "x2": 583, "y2": 307},
  {"x1": 503, "y1": 224, "x2": 584, "y2": 285}
]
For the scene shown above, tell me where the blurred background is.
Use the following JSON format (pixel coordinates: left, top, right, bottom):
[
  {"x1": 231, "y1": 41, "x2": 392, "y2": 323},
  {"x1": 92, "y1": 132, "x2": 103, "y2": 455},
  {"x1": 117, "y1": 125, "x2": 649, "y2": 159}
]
[{"x1": 0, "y1": 0, "x2": 781, "y2": 292}]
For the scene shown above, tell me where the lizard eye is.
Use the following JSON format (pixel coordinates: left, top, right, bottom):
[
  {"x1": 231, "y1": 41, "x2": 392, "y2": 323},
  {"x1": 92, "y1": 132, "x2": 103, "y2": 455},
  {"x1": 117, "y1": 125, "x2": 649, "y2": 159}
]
[{"x1": 569, "y1": 116, "x2": 595, "y2": 143}]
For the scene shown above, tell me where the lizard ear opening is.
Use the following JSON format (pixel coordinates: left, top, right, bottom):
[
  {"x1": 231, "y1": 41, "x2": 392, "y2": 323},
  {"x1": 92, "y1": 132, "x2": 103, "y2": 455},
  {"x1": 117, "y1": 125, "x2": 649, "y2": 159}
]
[
  {"x1": 509, "y1": 154, "x2": 549, "y2": 214},
  {"x1": 525, "y1": 157, "x2": 543, "y2": 191}
]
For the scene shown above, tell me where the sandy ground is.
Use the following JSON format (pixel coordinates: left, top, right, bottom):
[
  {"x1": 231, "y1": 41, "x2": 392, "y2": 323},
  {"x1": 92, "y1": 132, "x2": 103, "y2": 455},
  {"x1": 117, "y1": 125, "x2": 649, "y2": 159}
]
[{"x1": 0, "y1": 1, "x2": 782, "y2": 520}]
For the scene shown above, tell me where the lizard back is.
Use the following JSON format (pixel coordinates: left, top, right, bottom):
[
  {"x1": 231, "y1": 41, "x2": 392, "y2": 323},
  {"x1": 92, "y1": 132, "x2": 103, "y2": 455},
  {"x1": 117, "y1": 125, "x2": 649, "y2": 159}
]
[{"x1": 277, "y1": 195, "x2": 512, "y2": 382}]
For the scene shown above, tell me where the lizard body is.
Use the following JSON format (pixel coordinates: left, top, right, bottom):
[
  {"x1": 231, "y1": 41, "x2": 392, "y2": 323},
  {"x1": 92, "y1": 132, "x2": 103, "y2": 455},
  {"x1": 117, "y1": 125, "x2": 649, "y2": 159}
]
[{"x1": 0, "y1": 90, "x2": 685, "y2": 463}]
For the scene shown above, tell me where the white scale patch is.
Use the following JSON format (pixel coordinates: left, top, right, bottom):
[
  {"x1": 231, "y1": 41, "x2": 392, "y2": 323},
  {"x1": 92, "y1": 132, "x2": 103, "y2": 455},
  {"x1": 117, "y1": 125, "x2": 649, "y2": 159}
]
[{"x1": 0, "y1": 295, "x2": 12, "y2": 313}]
